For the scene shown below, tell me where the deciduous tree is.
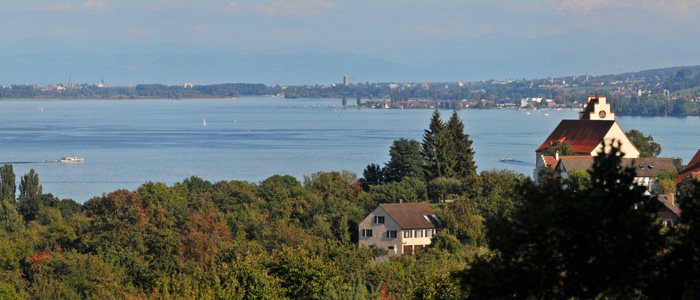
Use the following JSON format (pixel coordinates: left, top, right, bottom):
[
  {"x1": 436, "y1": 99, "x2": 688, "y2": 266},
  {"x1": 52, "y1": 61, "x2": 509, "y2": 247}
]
[
  {"x1": 627, "y1": 129, "x2": 662, "y2": 158},
  {"x1": 384, "y1": 138, "x2": 424, "y2": 182}
]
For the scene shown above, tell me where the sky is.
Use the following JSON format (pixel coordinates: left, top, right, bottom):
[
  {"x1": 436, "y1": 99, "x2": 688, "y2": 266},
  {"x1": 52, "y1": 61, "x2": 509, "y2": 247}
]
[{"x1": 2, "y1": 0, "x2": 700, "y2": 85}]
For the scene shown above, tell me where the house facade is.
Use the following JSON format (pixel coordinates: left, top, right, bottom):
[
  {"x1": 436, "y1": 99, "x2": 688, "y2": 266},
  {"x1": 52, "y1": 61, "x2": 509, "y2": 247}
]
[
  {"x1": 534, "y1": 95, "x2": 640, "y2": 180},
  {"x1": 358, "y1": 203, "x2": 442, "y2": 256}
]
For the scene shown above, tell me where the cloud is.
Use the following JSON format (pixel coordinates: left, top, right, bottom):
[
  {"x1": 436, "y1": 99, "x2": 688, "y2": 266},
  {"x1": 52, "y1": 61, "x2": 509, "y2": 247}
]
[
  {"x1": 254, "y1": 0, "x2": 339, "y2": 17},
  {"x1": 82, "y1": 0, "x2": 107, "y2": 12}
]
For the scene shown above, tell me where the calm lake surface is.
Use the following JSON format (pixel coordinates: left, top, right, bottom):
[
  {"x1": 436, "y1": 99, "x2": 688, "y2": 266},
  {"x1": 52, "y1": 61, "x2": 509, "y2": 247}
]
[{"x1": 1, "y1": 97, "x2": 698, "y2": 203}]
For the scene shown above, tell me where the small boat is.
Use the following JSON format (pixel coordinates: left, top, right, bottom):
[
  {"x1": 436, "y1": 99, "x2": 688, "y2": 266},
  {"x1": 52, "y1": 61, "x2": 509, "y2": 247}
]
[
  {"x1": 59, "y1": 156, "x2": 84, "y2": 163},
  {"x1": 203, "y1": 118, "x2": 207, "y2": 126},
  {"x1": 499, "y1": 157, "x2": 515, "y2": 162}
]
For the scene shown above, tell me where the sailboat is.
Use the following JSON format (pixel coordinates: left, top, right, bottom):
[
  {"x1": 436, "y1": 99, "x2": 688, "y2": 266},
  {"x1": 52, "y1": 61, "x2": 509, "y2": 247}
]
[{"x1": 203, "y1": 118, "x2": 207, "y2": 126}]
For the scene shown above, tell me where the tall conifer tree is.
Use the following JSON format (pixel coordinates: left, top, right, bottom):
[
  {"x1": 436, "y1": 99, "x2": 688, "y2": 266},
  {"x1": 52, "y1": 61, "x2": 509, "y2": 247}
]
[
  {"x1": 446, "y1": 111, "x2": 477, "y2": 178},
  {"x1": 421, "y1": 109, "x2": 449, "y2": 181}
]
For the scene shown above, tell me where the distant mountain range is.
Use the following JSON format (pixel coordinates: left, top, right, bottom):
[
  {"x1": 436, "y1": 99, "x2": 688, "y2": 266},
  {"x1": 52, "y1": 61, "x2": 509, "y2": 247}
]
[{"x1": 2, "y1": 30, "x2": 699, "y2": 86}]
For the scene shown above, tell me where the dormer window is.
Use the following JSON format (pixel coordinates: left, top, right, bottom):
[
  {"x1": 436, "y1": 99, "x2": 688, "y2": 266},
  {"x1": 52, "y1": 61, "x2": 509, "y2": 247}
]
[{"x1": 639, "y1": 165, "x2": 644, "y2": 169}]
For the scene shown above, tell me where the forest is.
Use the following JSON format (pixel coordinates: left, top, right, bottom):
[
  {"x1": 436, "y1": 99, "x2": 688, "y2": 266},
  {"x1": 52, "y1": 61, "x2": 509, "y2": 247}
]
[{"x1": 1, "y1": 111, "x2": 700, "y2": 299}]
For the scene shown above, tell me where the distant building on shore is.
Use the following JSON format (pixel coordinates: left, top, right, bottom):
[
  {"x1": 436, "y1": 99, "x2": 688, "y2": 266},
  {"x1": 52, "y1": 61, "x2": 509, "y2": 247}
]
[
  {"x1": 344, "y1": 75, "x2": 350, "y2": 86},
  {"x1": 67, "y1": 75, "x2": 76, "y2": 89}
]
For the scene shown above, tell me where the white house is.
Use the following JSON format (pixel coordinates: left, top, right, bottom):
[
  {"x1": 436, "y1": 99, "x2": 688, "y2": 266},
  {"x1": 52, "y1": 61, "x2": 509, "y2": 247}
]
[
  {"x1": 534, "y1": 95, "x2": 641, "y2": 180},
  {"x1": 358, "y1": 203, "x2": 443, "y2": 257}
]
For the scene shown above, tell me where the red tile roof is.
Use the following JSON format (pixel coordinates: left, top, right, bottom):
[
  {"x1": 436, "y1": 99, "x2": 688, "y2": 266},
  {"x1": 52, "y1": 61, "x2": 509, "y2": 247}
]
[
  {"x1": 379, "y1": 203, "x2": 443, "y2": 230},
  {"x1": 543, "y1": 155, "x2": 559, "y2": 167},
  {"x1": 678, "y1": 149, "x2": 700, "y2": 182},
  {"x1": 536, "y1": 120, "x2": 616, "y2": 153}
]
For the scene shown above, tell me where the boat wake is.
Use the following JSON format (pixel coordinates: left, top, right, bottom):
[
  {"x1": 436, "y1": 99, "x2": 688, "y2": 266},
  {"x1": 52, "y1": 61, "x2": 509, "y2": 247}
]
[
  {"x1": 0, "y1": 160, "x2": 59, "y2": 165},
  {"x1": 499, "y1": 158, "x2": 533, "y2": 166}
]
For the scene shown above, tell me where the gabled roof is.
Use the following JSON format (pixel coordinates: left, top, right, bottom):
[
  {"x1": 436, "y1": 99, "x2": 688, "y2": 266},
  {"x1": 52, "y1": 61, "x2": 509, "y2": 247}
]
[
  {"x1": 657, "y1": 195, "x2": 681, "y2": 217},
  {"x1": 536, "y1": 120, "x2": 616, "y2": 153},
  {"x1": 678, "y1": 149, "x2": 700, "y2": 182},
  {"x1": 556, "y1": 157, "x2": 677, "y2": 177},
  {"x1": 557, "y1": 156, "x2": 594, "y2": 172},
  {"x1": 379, "y1": 203, "x2": 442, "y2": 230},
  {"x1": 543, "y1": 155, "x2": 558, "y2": 167},
  {"x1": 579, "y1": 97, "x2": 600, "y2": 120}
]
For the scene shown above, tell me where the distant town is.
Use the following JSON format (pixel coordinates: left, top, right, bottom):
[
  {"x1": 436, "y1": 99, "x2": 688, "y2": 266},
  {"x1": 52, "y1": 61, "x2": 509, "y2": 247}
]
[{"x1": 3, "y1": 65, "x2": 700, "y2": 116}]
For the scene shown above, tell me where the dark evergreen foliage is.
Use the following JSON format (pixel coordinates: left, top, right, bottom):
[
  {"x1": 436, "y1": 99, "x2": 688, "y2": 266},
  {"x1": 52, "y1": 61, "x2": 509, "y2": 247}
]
[{"x1": 460, "y1": 142, "x2": 665, "y2": 298}]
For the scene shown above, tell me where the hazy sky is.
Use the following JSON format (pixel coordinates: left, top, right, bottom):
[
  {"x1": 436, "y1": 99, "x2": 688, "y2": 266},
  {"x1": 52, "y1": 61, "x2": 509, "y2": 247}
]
[{"x1": 2, "y1": 0, "x2": 700, "y2": 83}]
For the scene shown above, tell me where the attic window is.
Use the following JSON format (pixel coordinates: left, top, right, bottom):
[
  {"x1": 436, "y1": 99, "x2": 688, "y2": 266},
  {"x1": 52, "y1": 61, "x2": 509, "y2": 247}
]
[
  {"x1": 639, "y1": 165, "x2": 644, "y2": 169},
  {"x1": 649, "y1": 165, "x2": 654, "y2": 169},
  {"x1": 423, "y1": 215, "x2": 431, "y2": 222}
]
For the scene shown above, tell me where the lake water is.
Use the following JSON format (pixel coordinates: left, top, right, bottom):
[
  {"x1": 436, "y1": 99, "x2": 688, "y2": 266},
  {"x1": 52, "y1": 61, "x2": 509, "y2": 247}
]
[{"x1": 1, "y1": 97, "x2": 698, "y2": 203}]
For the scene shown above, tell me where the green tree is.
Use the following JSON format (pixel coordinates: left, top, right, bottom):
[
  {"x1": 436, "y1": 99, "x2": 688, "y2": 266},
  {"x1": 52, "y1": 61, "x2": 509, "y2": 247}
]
[
  {"x1": 342, "y1": 96, "x2": 347, "y2": 107},
  {"x1": 384, "y1": 138, "x2": 424, "y2": 182},
  {"x1": 646, "y1": 181, "x2": 700, "y2": 298},
  {"x1": 626, "y1": 129, "x2": 662, "y2": 157},
  {"x1": 421, "y1": 109, "x2": 451, "y2": 181},
  {"x1": 19, "y1": 169, "x2": 42, "y2": 200},
  {"x1": 359, "y1": 163, "x2": 384, "y2": 191},
  {"x1": 461, "y1": 142, "x2": 664, "y2": 298},
  {"x1": 445, "y1": 111, "x2": 477, "y2": 178},
  {"x1": 427, "y1": 177, "x2": 462, "y2": 202},
  {"x1": 440, "y1": 198, "x2": 483, "y2": 244},
  {"x1": 562, "y1": 169, "x2": 591, "y2": 192},
  {"x1": 267, "y1": 246, "x2": 342, "y2": 300},
  {"x1": 356, "y1": 97, "x2": 361, "y2": 106},
  {"x1": 0, "y1": 164, "x2": 16, "y2": 203},
  {"x1": 369, "y1": 177, "x2": 427, "y2": 204},
  {"x1": 542, "y1": 140, "x2": 576, "y2": 156},
  {"x1": 466, "y1": 170, "x2": 526, "y2": 222},
  {"x1": 0, "y1": 164, "x2": 22, "y2": 231}
]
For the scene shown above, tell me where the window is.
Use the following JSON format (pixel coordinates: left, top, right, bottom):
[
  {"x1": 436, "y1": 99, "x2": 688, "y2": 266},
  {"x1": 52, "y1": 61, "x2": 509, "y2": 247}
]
[
  {"x1": 387, "y1": 230, "x2": 397, "y2": 238},
  {"x1": 403, "y1": 230, "x2": 412, "y2": 238},
  {"x1": 415, "y1": 230, "x2": 422, "y2": 238},
  {"x1": 374, "y1": 216, "x2": 385, "y2": 224},
  {"x1": 362, "y1": 229, "x2": 373, "y2": 237}
]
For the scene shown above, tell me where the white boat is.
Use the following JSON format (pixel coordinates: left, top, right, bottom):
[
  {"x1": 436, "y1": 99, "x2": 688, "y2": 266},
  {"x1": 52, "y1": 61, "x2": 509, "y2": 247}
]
[
  {"x1": 59, "y1": 156, "x2": 84, "y2": 163},
  {"x1": 203, "y1": 118, "x2": 207, "y2": 126}
]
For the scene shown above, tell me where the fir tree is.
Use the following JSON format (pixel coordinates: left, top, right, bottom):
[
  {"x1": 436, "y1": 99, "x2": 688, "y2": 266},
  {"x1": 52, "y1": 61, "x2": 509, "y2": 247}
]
[
  {"x1": 421, "y1": 109, "x2": 449, "y2": 181},
  {"x1": 445, "y1": 111, "x2": 477, "y2": 178}
]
